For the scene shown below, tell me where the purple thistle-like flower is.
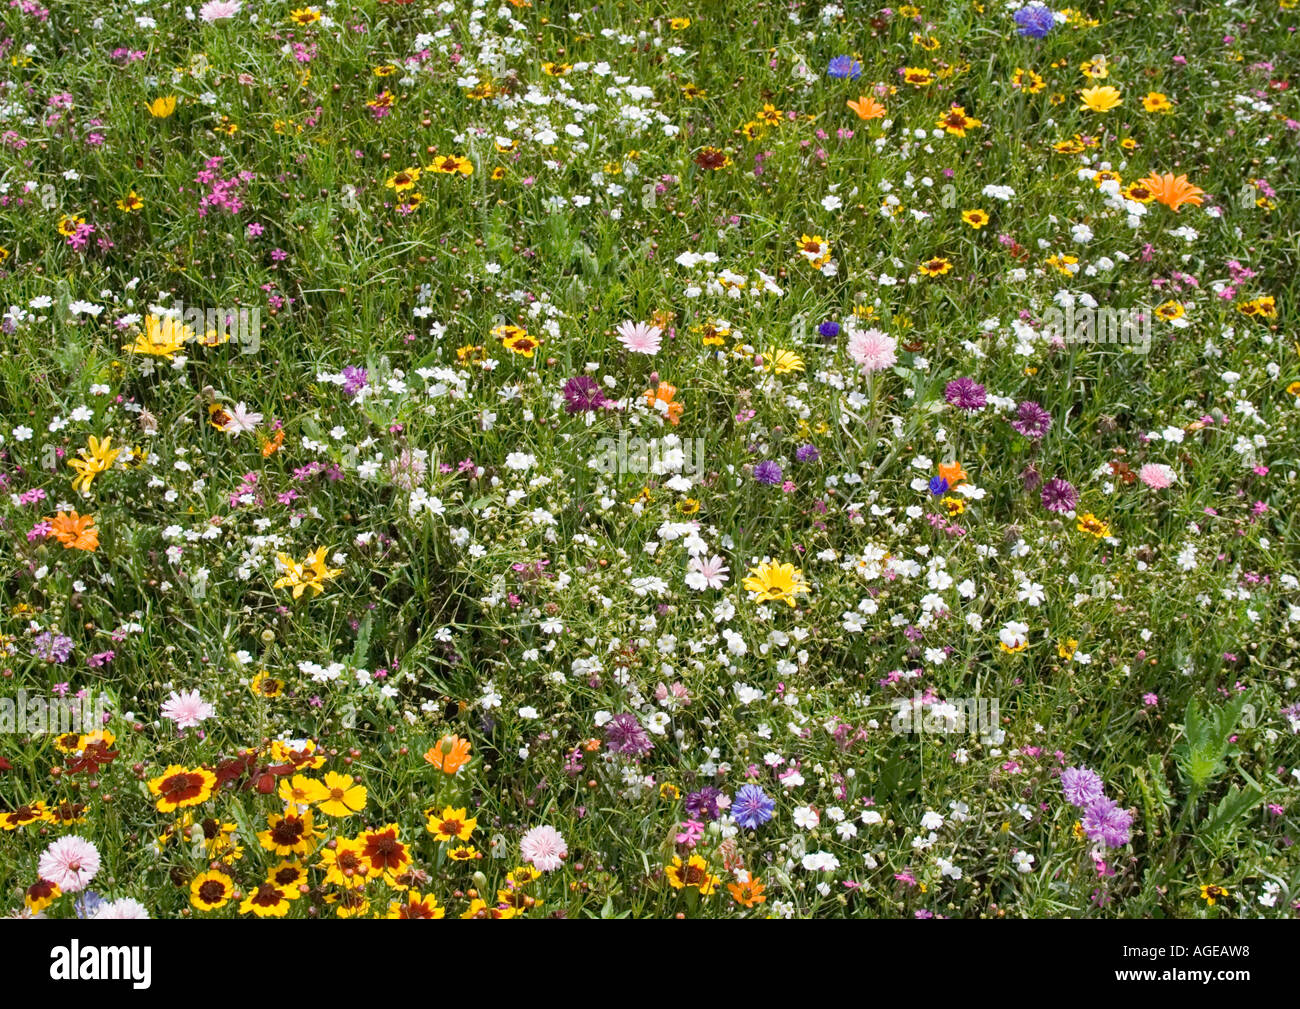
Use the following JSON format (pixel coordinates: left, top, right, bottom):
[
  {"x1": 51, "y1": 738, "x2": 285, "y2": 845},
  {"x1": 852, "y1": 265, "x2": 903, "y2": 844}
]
[
  {"x1": 1013, "y1": 3, "x2": 1055, "y2": 39},
  {"x1": 753, "y1": 460, "x2": 784, "y2": 485},
  {"x1": 562, "y1": 375, "x2": 609, "y2": 414},
  {"x1": 685, "y1": 786, "x2": 722, "y2": 821},
  {"x1": 1082, "y1": 797, "x2": 1134, "y2": 848},
  {"x1": 1010, "y1": 400, "x2": 1052, "y2": 440},
  {"x1": 1040, "y1": 478, "x2": 1078, "y2": 513},
  {"x1": 732, "y1": 784, "x2": 775, "y2": 829},
  {"x1": 944, "y1": 376, "x2": 987, "y2": 411},
  {"x1": 1061, "y1": 766, "x2": 1106, "y2": 808},
  {"x1": 795, "y1": 444, "x2": 820, "y2": 463},
  {"x1": 604, "y1": 712, "x2": 654, "y2": 757}
]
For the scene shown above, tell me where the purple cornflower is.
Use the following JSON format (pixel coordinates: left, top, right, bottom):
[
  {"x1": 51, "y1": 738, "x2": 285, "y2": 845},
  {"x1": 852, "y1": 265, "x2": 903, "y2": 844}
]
[
  {"x1": 604, "y1": 712, "x2": 654, "y2": 757},
  {"x1": 562, "y1": 375, "x2": 609, "y2": 414},
  {"x1": 1060, "y1": 766, "x2": 1105, "y2": 808},
  {"x1": 817, "y1": 320, "x2": 840, "y2": 342},
  {"x1": 685, "y1": 786, "x2": 722, "y2": 821},
  {"x1": 944, "y1": 376, "x2": 987, "y2": 411},
  {"x1": 341, "y1": 365, "x2": 368, "y2": 399},
  {"x1": 1040, "y1": 478, "x2": 1078, "y2": 513},
  {"x1": 1082, "y1": 797, "x2": 1134, "y2": 848},
  {"x1": 1010, "y1": 400, "x2": 1052, "y2": 440},
  {"x1": 1013, "y1": 4, "x2": 1055, "y2": 39},
  {"x1": 753, "y1": 460, "x2": 784, "y2": 485},
  {"x1": 732, "y1": 784, "x2": 775, "y2": 829},
  {"x1": 827, "y1": 56, "x2": 862, "y2": 80},
  {"x1": 795, "y1": 444, "x2": 820, "y2": 463}
]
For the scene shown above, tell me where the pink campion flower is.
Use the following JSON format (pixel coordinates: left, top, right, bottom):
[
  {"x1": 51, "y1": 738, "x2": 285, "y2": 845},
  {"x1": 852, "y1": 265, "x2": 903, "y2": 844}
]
[
  {"x1": 615, "y1": 320, "x2": 663, "y2": 355},
  {"x1": 160, "y1": 688, "x2": 215, "y2": 729},
  {"x1": 847, "y1": 327, "x2": 898, "y2": 373},
  {"x1": 1138, "y1": 463, "x2": 1175, "y2": 489},
  {"x1": 519, "y1": 825, "x2": 568, "y2": 871},
  {"x1": 1142, "y1": 693, "x2": 1159, "y2": 707},
  {"x1": 38, "y1": 835, "x2": 100, "y2": 892}
]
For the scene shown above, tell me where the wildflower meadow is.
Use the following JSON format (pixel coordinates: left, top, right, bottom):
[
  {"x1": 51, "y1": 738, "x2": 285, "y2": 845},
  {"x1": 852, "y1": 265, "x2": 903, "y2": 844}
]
[{"x1": 1, "y1": 0, "x2": 1299, "y2": 929}]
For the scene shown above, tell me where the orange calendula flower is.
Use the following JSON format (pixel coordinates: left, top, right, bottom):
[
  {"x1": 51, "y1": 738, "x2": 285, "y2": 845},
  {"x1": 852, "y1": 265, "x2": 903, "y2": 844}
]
[
  {"x1": 846, "y1": 95, "x2": 886, "y2": 120},
  {"x1": 1138, "y1": 172, "x2": 1205, "y2": 212},
  {"x1": 424, "y1": 734, "x2": 472, "y2": 775},
  {"x1": 728, "y1": 875, "x2": 767, "y2": 907},
  {"x1": 643, "y1": 382, "x2": 685, "y2": 425},
  {"x1": 937, "y1": 460, "x2": 967, "y2": 488},
  {"x1": 47, "y1": 510, "x2": 99, "y2": 551}
]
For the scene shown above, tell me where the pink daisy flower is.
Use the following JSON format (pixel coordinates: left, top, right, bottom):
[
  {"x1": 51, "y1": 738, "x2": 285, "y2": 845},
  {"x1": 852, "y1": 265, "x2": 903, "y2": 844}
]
[
  {"x1": 1138, "y1": 463, "x2": 1174, "y2": 489},
  {"x1": 38, "y1": 835, "x2": 100, "y2": 893},
  {"x1": 847, "y1": 327, "x2": 897, "y2": 373},
  {"x1": 616, "y1": 320, "x2": 663, "y2": 355},
  {"x1": 160, "y1": 688, "x2": 215, "y2": 729},
  {"x1": 519, "y1": 824, "x2": 568, "y2": 871}
]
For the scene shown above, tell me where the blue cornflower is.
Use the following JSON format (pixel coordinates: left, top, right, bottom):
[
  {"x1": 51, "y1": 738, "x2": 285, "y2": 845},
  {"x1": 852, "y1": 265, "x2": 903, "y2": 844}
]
[
  {"x1": 827, "y1": 56, "x2": 862, "y2": 81},
  {"x1": 929, "y1": 476, "x2": 949, "y2": 496},
  {"x1": 732, "y1": 785, "x2": 775, "y2": 829},
  {"x1": 818, "y1": 320, "x2": 840, "y2": 342},
  {"x1": 1013, "y1": 4, "x2": 1055, "y2": 40}
]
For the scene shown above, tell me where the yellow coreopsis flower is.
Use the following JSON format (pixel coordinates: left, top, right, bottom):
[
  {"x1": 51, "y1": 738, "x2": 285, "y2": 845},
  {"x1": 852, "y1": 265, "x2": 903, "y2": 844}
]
[
  {"x1": 425, "y1": 806, "x2": 478, "y2": 842},
  {"x1": 1079, "y1": 85, "x2": 1122, "y2": 112},
  {"x1": 68, "y1": 435, "x2": 122, "y2": 494},
  {"x1": 666, "y1": 854, "x2": 720, "y2": 895},
  {"x1": 742, "y1": 561, "x2": 810, "y2": 607},
  {"x1": 308, "y1": 771, "x2": 368, "y2": 817},
  {"x1": 273, "y1": 546, "x2": 343, "y2": 598},
  {"x1": 125, "y1": 314, "x2": 195, "y2": 358}
]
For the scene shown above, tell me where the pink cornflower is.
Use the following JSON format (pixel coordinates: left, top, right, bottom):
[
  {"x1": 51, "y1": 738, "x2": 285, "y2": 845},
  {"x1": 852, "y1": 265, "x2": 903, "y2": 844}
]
[
  {"x1": 1138, "y1": 463, "x2": 1174, "y2": 489},
  {"x1": 38, "y1": 835, "x2": 100, "y2": 892},
  {"x1": 847, "y1": 327, "x2": 898, "y2": 373},
  {"x1": 160, "y1": 688, "x2": 215, "y2": 729},
  {"x1": 519, "y1": 824, "x2": 568, "y2": 871}
]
